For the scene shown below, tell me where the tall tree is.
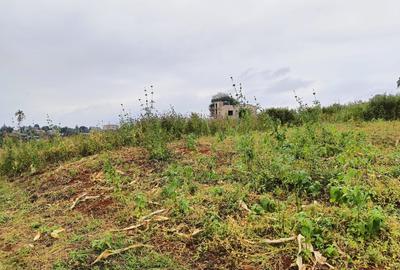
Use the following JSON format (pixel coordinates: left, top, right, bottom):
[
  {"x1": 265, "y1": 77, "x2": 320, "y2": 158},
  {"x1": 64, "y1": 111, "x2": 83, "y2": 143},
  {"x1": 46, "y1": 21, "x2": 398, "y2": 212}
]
[{"x1": 14, "y1": 110, "x2": 25, "y2": 130}]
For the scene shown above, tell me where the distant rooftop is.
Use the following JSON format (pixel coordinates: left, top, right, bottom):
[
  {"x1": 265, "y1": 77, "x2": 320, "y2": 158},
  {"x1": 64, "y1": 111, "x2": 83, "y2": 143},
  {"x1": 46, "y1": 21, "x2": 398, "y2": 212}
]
[
  {"x1": 211, "y1": 92, "x2": 230, "y2": 101},
  {"x1": 211, "y1": 93, "x2": 239, "y2": 105}
]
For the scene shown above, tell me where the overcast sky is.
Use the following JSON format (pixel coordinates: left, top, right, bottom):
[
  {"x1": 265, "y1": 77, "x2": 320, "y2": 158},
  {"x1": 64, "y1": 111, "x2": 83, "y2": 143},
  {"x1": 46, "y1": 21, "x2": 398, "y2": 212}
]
[{"x1": 1, "y1": 0, "x2": 399, "y2": 127}]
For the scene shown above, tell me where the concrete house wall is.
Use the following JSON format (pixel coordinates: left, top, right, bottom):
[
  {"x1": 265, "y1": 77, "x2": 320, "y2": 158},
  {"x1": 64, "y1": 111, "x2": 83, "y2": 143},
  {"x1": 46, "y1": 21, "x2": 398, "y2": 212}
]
[
  {"x1": 209, "y1": 93, "x2": 257, "y2": 119},
  {"x1": 210, "y1": 101, "x2": 240, "y2": 119}
]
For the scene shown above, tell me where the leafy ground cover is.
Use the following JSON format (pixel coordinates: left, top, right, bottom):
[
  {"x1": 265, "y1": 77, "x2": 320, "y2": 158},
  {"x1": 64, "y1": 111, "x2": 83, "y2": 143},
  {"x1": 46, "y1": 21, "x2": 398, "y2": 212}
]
[{"x1": 1, "y1": 120, "x2": 400, "y2": 269}]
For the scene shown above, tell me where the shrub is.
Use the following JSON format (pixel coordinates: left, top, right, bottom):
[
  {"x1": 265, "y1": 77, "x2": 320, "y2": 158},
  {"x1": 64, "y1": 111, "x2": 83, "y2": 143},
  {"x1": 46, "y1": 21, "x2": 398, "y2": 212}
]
[
  {"x1": 139, "y1": 118, "x2": 171, "y2": 161},
  {"x1": 103, "y1": 158, "x2": 126, "y2": 190},
  {"x1": 185, "y1": 113, "x2": 210, "y2": 136},
  {"x1": 261, "y1": 108, "x2": 297, "y2": 125},
  {"x1": 236, "y1": 134, "x2": 255, "y2": 165},
  {"x1": 364, "y1": 94, "x2": 400, "y2": 120},
  {"x1": 185, "y1": 133, "x2": 198, "y2": 151}
]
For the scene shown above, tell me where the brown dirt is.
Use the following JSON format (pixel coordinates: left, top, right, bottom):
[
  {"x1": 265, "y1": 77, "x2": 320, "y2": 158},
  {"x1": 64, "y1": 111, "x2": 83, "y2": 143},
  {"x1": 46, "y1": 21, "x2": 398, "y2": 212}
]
[{"x1": 75, "y1": 197, "x2": 115, "y2": 216}]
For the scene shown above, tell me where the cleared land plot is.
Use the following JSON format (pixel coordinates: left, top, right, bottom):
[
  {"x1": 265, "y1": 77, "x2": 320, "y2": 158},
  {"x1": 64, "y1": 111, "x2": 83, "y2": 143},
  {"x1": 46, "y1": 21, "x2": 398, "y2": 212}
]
[{"x1": 1, "y1": 121, "x2": 400, "y2": 269}]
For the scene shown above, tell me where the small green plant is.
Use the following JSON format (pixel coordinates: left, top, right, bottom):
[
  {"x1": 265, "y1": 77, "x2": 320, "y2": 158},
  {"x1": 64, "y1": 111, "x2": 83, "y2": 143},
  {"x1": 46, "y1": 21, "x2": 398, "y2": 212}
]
[
  {"x1": 216, "y1": 130, "x2": 226, "y2": 142},
  {"x1": 286, "y1": 170, "x2": 312, "y2": 211},
  {"x1": 250, "y1": 195, "x2": 277, "y2": 215},
  {"x1": 294, "y1": 91, "x2": 322, "y2": 125},
  {"x1": 325, "y1": 244, "x2": 339, "y2": 258},
  {"x1": 365, "y1": 208, "x2": 385, "y2": 236},
  {"x1": 250, "y1": 203, "x2": 265, "y2": 215},
  {"x1": 103, "y1": 157, "x2": 124, "y2": 190},
  {"x1": 185, "y1": 133, "x2": 198, "y2": 151},
  {"x1": 236, "y1": 134, "x2": 255, "y2": 166},
  {"x1": 195, "y1": 156, "x2": 218, "y2": 184},
  {"x1": 68, "y1": 249, "x2": 90, "y2": 264},
  {"x1": 161, "y1": 178, "x2": 180, "y2": 199},
  {"x1": 0, "y1": 213, "x2": 10, "y2": 224},
  {"x1": 69, "y1": 233, "x2": 84, "y2": 243},
  {"x1": 350, "y1": 207, "x2": 386, "y2": 238},
  {"x1": 125, "y1": 250, "x2": 183, "y2": 269},
  {"x1": 217, "y1": 186, "x2": 246, "y2": 217},
  {"x1": 176, "y1": 197, "x2": 191, "y2": 216},
  {"x1": 330, "y1": 185, "x2": 369, "y2": 220},
  {"x1": 91, "y1": 237, "x2": 112, "y2": 252},
  {"x1": 91, "y1": 232, "x2": 125, "y2": 254},
  {"x1": 134, "y1": 192, "x2": 148, "y2": 212},
  {"x1": 68, "y1": 168, "x2": 79, "y2": 178},
  {"x1": 297, "y1": 212, "x2": 315, "y2": 241},
  {"x1": 203, "y1": 212, "x2": 229, "y2": 238},
  {"x1": 143, "y1": 120, "x2": 171, "y2": 161},
  {"x1": 53, "y1": 261, "x2": 69, "y2": 270},
  {"x1": 210, "y1": 186, "x2": 224, "y2": 196},
  {"x1": 258, "y1": 196, "x2": 276, "y2": 212}
]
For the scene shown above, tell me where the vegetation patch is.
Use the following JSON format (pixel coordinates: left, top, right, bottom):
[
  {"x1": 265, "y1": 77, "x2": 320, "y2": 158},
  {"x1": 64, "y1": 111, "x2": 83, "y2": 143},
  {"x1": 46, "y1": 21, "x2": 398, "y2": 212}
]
[{"x1": 1, "y1": 112, "x2": 400, "y2": 269}]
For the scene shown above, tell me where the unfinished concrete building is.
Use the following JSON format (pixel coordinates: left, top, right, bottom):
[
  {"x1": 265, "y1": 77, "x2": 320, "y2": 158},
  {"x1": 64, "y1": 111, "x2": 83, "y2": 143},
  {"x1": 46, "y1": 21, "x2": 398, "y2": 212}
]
[{"x1": 209, "y1": 92, "x2": 257, "y2": 119}]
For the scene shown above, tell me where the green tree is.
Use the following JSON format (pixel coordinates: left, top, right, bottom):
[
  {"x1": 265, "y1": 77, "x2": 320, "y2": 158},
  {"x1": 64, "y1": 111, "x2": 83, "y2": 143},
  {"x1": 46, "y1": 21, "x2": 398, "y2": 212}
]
[{"x1": 14, "y1": 110, "x2": 25, "y2": 130}]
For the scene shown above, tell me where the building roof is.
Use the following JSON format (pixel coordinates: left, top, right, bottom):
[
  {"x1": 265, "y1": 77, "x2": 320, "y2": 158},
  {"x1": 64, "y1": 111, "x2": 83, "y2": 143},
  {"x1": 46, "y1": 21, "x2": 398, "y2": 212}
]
[
  {"x1": 211, "y1": 92, "x2": 239, "y2": 105},
  {"x1": 211, "y1": 92, "x2": 230, "y2": 100}
]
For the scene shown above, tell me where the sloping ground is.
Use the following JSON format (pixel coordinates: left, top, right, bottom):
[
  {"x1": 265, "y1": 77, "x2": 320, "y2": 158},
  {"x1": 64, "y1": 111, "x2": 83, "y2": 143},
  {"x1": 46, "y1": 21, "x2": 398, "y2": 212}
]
[{"x1": 1, "y1": 121, "x2": 400, "y2": 270}]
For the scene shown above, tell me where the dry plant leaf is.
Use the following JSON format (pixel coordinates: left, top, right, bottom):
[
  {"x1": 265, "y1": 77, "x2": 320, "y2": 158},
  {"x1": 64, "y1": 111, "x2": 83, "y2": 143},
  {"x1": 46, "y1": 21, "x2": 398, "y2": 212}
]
[
  {"x1": 296, "y1": 255, "x2": 306, "y2": 270},
  {"x1": 304, "y1": 242, "x2": 314, "y2": 252},
  {"x1": 33, "y1": 231, "x2": 41, "y2": 241},
  {"x1": 139, "y1": 209, "x2": 166, "y2": 221},
  {"x1": 175, "y1": 232, "x2": 190, "y2": 239},
  {"x1": 151, "y1": 215, "x2": 169, "y2": 222},
  {"x1": 313, "y1": 251, "x2": 334, "y2": 269},
  {"x1": 296, "y1": 234, "x2": 307, "y2": 270},
  {"x1": 295, "y1": 234, "x2": 334, "y2": 270},
  {"x1": 176, "y1": 228, "x2": 203, "y2": 239},
  {"x1": 84, "y1": 195, "x2": 101, "y2": 200},
  {"x1": 70, "y1": 193, "x2": 87, "y2": 210},
  {"x1": 50, "y1": 228, "x2": 65, "y2": 239},
  {"x1": 116, "y1": 169, "x2": 125, "y2": 175},
  {"x1": 239, "y1": 200, "x2": 251, "y2": 212},
  {"x1": 314, "y1": 251, "x2": 326, "y2": 265},
  {"x1": 263, "y1": 235, "x2": 296, "y2": 244},
  {"x1": 191, "y1": 228, "x2": 203, "y2": 237},
  {"x1": 117, "y1": 222, "x2": 145, "y2": 232},
  {"x1": 148, "y1": 200, "x2": 161, "y2": 206},
  {"x1": 91, "y1": 244, "x2": 152, "y2": 265},
  {"x1": 70, "y1": 193, "x2": 100, "y2": 210},
  {"x1": 243, "y1": 239, "x2": 257, "y2": 245},
  {"x1": 116, "y1": 214, "x2": 169, "y2": 232}
]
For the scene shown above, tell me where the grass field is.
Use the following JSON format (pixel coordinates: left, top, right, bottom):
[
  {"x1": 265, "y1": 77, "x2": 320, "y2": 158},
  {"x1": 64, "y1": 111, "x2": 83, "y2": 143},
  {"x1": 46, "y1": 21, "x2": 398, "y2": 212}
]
[{"x1": 1, "y1": 121, "x2": 400, "y2": 270}]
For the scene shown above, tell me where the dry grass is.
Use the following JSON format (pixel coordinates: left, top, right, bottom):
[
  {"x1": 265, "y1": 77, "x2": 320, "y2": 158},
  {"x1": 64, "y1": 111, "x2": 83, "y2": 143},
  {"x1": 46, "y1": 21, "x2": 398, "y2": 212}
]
[{"x1": 1, "y1": 121, "x2": 400, "y2": 269}]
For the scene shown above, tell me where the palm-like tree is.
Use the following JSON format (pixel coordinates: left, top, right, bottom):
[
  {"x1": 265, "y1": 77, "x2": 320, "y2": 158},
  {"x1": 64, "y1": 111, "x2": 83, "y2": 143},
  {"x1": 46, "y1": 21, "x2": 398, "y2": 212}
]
[{"x1": 15, "y1": 110, "x2": 25, "y2": 129}]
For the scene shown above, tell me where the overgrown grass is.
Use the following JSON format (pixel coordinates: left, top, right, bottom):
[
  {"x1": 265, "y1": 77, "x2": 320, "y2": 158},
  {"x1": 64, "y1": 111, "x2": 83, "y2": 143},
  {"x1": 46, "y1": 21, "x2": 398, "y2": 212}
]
[
  {"x1": 0, "y1": 112, "x2": 272, "y2": 176},
  {"x1": 1, "y1": 103, "x2": 400, "y2": 269}
]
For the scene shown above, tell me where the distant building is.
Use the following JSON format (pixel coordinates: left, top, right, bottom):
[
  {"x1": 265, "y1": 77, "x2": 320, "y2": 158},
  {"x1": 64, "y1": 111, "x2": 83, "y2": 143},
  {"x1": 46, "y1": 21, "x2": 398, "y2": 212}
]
[
  {"x1": 102, "y1": 124, "x2": 119, "y2": 131},
  {"x1": 209, "y1": 92, "x2": 257, "y2": 119},
  {"x1": 89, "y1": 127, "x2": 101, "y2": 132}
]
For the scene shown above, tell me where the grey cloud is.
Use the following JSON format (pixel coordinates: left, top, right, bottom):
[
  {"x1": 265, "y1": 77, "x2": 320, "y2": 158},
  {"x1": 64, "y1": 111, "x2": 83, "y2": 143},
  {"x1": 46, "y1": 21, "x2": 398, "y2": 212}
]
[
  {"x1": 271, "y1": 68, "x2": 291, "y2": 79},
  {"x1": 265, "y1": 77, "x2": 313, "y2": 94},
  {"x1": 1, "y1": 0, "x2": 400, "y2": 126},
  {"x1": 239, "y1": 67, "x2": 291, "y2": 82}
]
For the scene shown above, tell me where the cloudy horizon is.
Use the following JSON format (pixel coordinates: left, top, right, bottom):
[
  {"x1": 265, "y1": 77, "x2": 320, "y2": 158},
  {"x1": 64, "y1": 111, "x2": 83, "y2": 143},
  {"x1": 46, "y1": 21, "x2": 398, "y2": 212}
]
[{"x1": 1, "y1": 0, "x2": 399, "y2": 127}]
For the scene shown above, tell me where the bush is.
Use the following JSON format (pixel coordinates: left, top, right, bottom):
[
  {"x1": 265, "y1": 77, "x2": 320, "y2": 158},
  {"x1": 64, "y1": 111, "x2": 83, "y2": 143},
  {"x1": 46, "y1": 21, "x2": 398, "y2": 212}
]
[
  {"x1": 364, "y1": 94, "x2": 400, "y2": 120},
  {"x1": 321, "y1": 94, "x2": 400, "y2": 122},
  {"x1": 260, "y1": 108, "x2": 297, "y2": 125},
  {"x1": 140, "y1": 118, "x2": 171, "y2": 161},
  {"x1": 0, "y1": 128, "x2": 138, "y2": 176}
]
